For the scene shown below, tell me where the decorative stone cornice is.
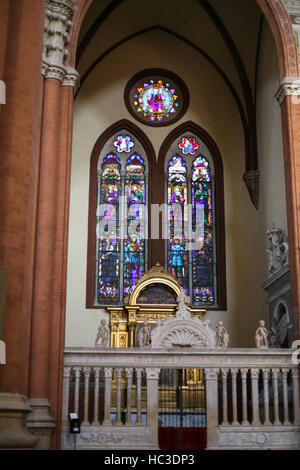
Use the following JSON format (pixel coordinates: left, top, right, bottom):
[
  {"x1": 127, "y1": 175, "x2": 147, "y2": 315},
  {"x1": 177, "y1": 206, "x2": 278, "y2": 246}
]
[
  {"x1": 243, "y1": 170, "x2": 259, "y2": 209},
  {"x1": 283, "y1": 0, "x2": 300, "y2": 16},
  {"x1": 282, "y1": 1, "x2": 300, "y2": 62},
  {"x1": 42, "y1": 0, "x2": 79, "y2": 89},
  {"x1": 42, "y1": 61, "x2": 80, "y2": 90},
  {"x1": 275, "y1": 76, "x2": 300, "y2": 104}
]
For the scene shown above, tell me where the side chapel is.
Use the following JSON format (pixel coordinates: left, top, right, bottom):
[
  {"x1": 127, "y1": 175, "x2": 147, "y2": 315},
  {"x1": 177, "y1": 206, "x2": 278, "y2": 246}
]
[{"x1": 0, "y1": 0, "x2": 300, "y2": 451}]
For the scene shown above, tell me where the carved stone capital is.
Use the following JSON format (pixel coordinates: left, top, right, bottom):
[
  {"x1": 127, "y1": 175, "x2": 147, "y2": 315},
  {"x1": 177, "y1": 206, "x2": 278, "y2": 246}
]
[
  {"x1": 275, "y1": 77, "x2": 300, "y2": 105},
  {"x1": 104, "y1": 367, "x2": 113, "y2": 379},
  {"x1": 125, "y1": 367, "x2": 133, "y2": 377},
  {"x1": 63, "y1": 367, "x2": 71, "y2": 378},
  {"x1": 42, "y1": 61, "x2": 80, "y2": 90},
  {"x1": 243, "y1": 170, "x2": 259, "y2": 209},
  {"x1": 145, "y1": 368, "x2": 160, "y2": 380},
  {"x1": 42, "y1": 1, "x2": 80, "y2": 89},
  {"x1": 250, "y1": 368, "x2": 260, "y2": 379},
  {"x1": 204, "y1": 368, "x2": 219, "y2": 380},
  {"x1": 83, "y1": 366, "x2": 91, "y2": 376}
]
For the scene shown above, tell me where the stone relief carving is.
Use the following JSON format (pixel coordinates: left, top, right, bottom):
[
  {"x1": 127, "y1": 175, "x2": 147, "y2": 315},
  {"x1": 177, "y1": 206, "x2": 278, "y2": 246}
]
[
  {"x1": 218, "y1": 429, "x2": 300, "y2": 448},
  {"x1": 95, "y1": 319, "x2": 109, "y2": 348},
  {"x1": 151, "y1": 288, "x2": 216, "y2": 348},
  {"x1": 267, "y1": 225, "x2": 289, "y2": 277},
  {"x1": 216, "y1": 321, "x2": 229, "y2": 348},
  {"x1": 255, "y1": 320, "x2": 269, "y2": 349},
  {"x1": 137, "y1": 321, "x2": 151, "y2": 347}
]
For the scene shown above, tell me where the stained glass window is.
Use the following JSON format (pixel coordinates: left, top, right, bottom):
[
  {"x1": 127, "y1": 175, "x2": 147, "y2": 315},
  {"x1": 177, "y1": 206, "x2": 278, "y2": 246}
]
[
  {"x1": 133, "y1": 80, "x2": 179, "y2": 122},
  {"x1": 125, "y1": 70, "x2": 189, "y2": 127},
  {"x1": 124, "y1": 153, "x2": 146, "y2": 296},
  {"x1": 97, "y1": 153, "x2": 121, "y2": 304},
  {"x1": 96, "y1": 134, "x2": 148, "y2": 305},
  {"x1": 166, "y1": 135, "x2": 216, "y2": 307}
]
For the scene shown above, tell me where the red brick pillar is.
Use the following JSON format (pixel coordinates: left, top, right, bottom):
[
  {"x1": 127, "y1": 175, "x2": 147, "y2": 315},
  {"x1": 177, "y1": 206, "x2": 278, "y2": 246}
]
[
  {"x1": 28, "y1": 78, "x2": 75, "y2": 448},
  {"x1": 26, "y1": 0, "x2": 79, "y2": 448},
  {"x1": 280, "y1": 94, "x2": 300, "y2": 340},
  {"x1": 0, "y1": 0, "x2": 46, "y2": 449}
]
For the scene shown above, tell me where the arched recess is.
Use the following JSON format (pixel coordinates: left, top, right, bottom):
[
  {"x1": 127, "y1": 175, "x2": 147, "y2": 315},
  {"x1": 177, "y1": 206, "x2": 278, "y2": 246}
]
[
  {"x1": 24, "y1": 0, "x2": 299, "y2": 448},
  {"x1": 86, "y1": 119, "x2": 156, "y2": 308},
  {"x1": 156, "y1": 121, "x2": 226, "y2": 310}
]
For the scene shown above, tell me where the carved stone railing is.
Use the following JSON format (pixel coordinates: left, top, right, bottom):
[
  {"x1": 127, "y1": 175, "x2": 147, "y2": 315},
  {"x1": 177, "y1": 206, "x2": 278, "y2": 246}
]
[{"x1": 62, "y1": 348, "x2": 300, "y2": 450}]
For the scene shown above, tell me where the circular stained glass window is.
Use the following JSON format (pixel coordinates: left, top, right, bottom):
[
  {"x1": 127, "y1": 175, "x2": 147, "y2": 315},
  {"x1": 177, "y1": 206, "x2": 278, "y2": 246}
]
[{"x1": 124, "y1": 69, "x2": 189, "y2": 127}]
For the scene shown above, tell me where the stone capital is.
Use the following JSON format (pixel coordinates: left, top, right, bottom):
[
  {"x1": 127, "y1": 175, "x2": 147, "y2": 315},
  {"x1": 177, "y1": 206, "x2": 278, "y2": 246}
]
[
  {"x1": 275, "y1": 77, "x2": 300, "y2": 105},
  {"x1": 145, "y1": 368, "x2": 160, "y2": 380},
  {"x1": 42, "y1": 61, "x2": 80, "y2": 90},
  {"x1": 42, "y1": 0, "x2": 80, "y2": 89}
]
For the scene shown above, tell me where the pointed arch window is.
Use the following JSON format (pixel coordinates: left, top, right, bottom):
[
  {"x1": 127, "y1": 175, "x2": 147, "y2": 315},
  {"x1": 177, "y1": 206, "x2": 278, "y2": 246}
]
[
  {"x1": 161, "y1": 125, "x2": 226, "y2": 309},
  {"x1": 87, "y1": 123, "x2": 153, "y2": 307}
]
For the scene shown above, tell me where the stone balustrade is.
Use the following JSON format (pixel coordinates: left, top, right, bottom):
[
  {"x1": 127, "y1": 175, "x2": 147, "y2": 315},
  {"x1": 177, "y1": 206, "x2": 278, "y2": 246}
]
[{"x1": 61, "y1": 348, "x2": 300, "y2": 449}]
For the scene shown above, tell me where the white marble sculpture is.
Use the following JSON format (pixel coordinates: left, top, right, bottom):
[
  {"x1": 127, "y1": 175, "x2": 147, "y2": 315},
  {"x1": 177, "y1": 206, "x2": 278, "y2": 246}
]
[
  {"x1": 255, "y1": 320, "x2": 269, "y2": 349},
  {"x1": 176, "y1": 289, "x2": 191, "y2": 319},
  {"x1": 95, "y1": 319, "x2": 109, "y2": 348},
  {"x1": 151, "y1": 287, "x2": 216, "y2": 348},
  {"x1": 267, "y1": 225, "x2": 289, "y2": 277},
  {"x1": 137, "y1": 321, "x2": 151, "y2": 347},
  {"x1": 216, "y1": 321, "x2": 229, "y2": 348}
]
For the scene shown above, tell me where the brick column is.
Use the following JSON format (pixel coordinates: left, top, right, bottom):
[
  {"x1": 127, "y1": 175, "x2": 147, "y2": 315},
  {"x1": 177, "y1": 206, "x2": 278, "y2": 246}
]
[
  {"x1": 0, "y1": 0, "x2": 46, "y2": 449},
  {"x1": 276, "y1": 86, "x2": 300, "y2": 339},
  {"x1": 27, "y1": 0, "x2": 79, "y2": 449}
]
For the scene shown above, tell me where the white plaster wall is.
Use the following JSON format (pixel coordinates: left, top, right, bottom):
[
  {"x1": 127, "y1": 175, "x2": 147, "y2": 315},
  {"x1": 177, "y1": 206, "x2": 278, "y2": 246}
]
[
  {"x1": 66, "y1": 24, "x2": 286, "y2": 348},
  {"x1": 255, "y1": 22, "x2": 288, "y2": 323}
]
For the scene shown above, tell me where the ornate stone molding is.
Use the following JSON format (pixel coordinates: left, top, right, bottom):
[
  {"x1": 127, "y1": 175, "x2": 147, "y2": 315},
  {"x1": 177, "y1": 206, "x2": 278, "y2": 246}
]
[
  {"x1": 0, "y1": 393, "x2": 38, "y2": 448},
  {"x1": 266, "y1": 225, "x2": 289, "y2": 277},
  {"x1": 243, "y1": 170, "x2": 259, "y2": 209},
  {"x1": 61, "y1": 424, "x2": 155, "y2": 450},
  {"x1": 64, "y1": 347, "x2": 298, "y2": 369},
  {"x1": 282, "y1": 0, "x2": 300, "y2": 62},
  {"x1": 42, "y1": 0, "x2": 79, "y2": 89},
  {"x1": 27, "y1": 399, "x2": 55, "y2": 450},
  {"x1": 275, "y1": 76, "x2": 300, "y2": 104},
  {"x1": 218, "y1": 426, "x2": 300, "y2": 449},
  {"x1": 150, "y1": 287, "x2": 216, "y2": 348}
]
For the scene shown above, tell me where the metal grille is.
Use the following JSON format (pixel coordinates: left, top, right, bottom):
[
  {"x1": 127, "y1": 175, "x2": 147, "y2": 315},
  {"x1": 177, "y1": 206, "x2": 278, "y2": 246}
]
[{"x1": 158, "y1": 369, "x2": 206, "y2": 450}]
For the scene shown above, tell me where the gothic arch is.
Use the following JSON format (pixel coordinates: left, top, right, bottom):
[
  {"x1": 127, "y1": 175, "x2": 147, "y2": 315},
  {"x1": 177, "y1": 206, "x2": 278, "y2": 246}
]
[
  {"x1": 86, "y1": 119, "x2": 156, "y2": 308},
  {"x1": 21, "y1": 0, "x2": 299, "y2": 448},
  {"x1": 69, "y1": 0, "x2": 299, "y2": 79},
  {"x1": 156, "y1": 121, "x2": 226, "y2": 310}
]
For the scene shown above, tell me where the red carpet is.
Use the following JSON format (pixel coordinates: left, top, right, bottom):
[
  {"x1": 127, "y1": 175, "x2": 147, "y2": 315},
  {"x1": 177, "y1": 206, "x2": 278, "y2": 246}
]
[{"x1": 158, "y1": 427, "x2": 206, "y2": 450}]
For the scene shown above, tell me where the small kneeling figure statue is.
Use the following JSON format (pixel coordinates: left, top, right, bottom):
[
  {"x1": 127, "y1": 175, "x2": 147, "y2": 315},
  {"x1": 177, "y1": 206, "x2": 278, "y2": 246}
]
[
  {"x1": 255, "y1": 320, "x2": 268, "y2": 349},
  {"x1": 95, "y1": 319, "x2": 109, "y2": 348}
]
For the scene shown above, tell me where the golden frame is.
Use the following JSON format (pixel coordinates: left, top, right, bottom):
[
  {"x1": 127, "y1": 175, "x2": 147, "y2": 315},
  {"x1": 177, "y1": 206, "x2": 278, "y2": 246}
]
[{"x1": 107, "y1": 263, "x2": 206, "y2": 347}]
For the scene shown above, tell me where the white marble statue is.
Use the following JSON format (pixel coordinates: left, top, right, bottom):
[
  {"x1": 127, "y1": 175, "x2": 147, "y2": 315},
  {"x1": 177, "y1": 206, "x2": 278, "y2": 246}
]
[
  {"x1": 267, "y1": 225, "x2": 289, "y2": 277},
  {"x1": 137, "y1": 321, "x2": 151, "y2": 347},
  {"x1": 95, "y1": 319, "x2": 109, "y2": 348},
  {"x1": 255, "y1": 320, "x2": 269, "y2": 349},
  {"x1": 176, "y1": 288, "x2": 190, "y2": 319},
  {"x1": 216, "y1": 321, "x2": 229, "y2": 348}
]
